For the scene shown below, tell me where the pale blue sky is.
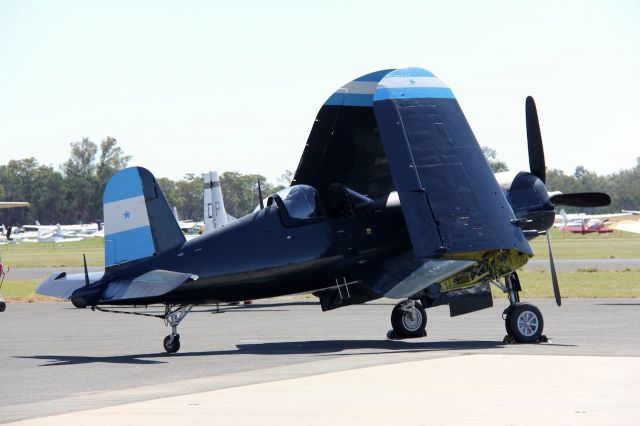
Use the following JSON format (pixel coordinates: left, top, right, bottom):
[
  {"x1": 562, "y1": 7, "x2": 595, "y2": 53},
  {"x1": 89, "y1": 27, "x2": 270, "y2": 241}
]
[{"x1": 1, "y1": 0, "x2": 638, "y2": 182}]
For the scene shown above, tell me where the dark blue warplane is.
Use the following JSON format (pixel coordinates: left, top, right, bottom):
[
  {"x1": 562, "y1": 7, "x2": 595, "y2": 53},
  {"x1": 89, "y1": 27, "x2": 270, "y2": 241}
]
[{"x1": 37, "y1": 67, "x2": 609, "y2": 353}]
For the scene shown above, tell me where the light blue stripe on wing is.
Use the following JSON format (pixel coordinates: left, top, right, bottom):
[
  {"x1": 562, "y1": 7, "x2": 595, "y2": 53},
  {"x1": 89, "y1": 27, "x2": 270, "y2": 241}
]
[
  {"x1": 374, "y1": 68, "x2": 455, "y2": 101},
  {"x1": 374, "y1": 86, "x2": 455, "y2": 101},
  {"x1": 324, "y1": 92, "x2": 345, "y2": 106},
  {"x1": 105, "y1": 226, "x2": 155, "y2": 266},
  {"x1": 324, "y1": 69, "x2": 395, "y2": 107},
  {"x1": 103, "y1": 167, "x2": 144, "y2": 204},
  {"x1": 325, "y1": 93, "x2": 374, "y2": 107},
  {"x1": 382, "y1": 67, "x2": 434, "y2": 78},
  {"x1": 354, "y1": 69, "x2": 394, "y2": 82}
]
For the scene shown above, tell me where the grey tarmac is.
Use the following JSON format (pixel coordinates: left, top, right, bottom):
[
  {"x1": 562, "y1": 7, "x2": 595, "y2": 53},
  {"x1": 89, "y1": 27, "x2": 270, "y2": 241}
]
[{"x1": 1, "y1": 298, "x2": 639, "y2": 423}]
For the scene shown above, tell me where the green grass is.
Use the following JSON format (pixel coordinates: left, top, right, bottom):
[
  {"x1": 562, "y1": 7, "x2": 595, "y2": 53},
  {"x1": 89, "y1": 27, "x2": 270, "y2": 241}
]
[
  {"x1": 1, "y1": 279, "x2": 59, "y2": 302},
  {"x1": 0, "y1": 238, "x2": 104, "y2": 268},
  {"x1": 508, "y1": 270, "x2": 640, "y2": 298},
  {"x1": 528, "y1": 228, "x2": 640, "y2": 259}
]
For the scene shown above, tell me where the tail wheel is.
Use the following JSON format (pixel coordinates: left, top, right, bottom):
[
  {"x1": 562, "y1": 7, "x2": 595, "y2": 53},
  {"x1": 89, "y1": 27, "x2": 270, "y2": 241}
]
[
  {"x1": 506, "y1": 303, "x2": 544, "y2": 343},
  {"x1": 163, "y1": 334, "x2": 181, "y2": 353},
  {"x1": 391, "y1": 300, "x2": 427, "y2": 338}
]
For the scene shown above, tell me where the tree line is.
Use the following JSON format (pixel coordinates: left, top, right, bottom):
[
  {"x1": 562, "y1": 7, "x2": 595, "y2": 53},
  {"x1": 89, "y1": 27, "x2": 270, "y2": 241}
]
[
  {"x1": 0, "y1": 138, "x2": 638, "y2": 226},
  {"x1": 0, "y1": 137, "x2": 287, "y2": 226}
]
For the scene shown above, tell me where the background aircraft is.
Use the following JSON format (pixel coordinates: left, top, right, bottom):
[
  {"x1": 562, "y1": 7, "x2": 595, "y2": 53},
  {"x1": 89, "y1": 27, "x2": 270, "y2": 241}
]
[
  {"x1": 203, "y1": 171, "x2": 230, "y2": 233},
  {"x1": 556, "y1": 210, "x2": 613, "y2": 234},
  {"x1": 555, "y1": 209, "x2": 638, "y2": 234},
  {"x1": 36, "y1": 67, "x2": 608, "y2": 352},
  {"x1": 0, "y1": 201, "x2": 30, "y2": 311},
  {"x1": 175, "y1": 170, "x2": 235, "y2": 240},
  {"x1": 3, "y1": 222, "x2": 101, "y2": 243}
]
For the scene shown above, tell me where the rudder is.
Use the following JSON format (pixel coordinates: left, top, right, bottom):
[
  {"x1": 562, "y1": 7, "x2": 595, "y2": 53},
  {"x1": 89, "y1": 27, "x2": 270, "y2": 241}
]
[{"x1": 103, "y1": 167, "x2": 185, "y2": 267}]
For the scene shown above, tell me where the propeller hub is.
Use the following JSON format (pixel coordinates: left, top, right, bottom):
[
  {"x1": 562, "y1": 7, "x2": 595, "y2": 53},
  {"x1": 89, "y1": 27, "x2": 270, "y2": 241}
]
[{"x1": 506, "y1": 172, "x2": 555, "y2": 237}]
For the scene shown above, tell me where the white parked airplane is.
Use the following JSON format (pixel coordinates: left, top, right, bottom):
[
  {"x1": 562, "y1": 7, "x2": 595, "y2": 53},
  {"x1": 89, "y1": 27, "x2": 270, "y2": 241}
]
[
  {"x1": 174, "y1": 171, "x2": 235, "y2": 241},
  {"x1": 554, "y1": 209, "x2": 637, "y2": 226},
  {"x1": 203, "y1": 171, "x2": 231, "y2": 233}
]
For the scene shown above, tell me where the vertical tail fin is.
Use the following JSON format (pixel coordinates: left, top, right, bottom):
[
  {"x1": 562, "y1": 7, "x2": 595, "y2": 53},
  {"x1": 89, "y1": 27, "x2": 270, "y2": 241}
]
[
  {"x1": 103, "y1": 167, "x2": 185, "y2": 268},
  {"x1": 203, "y1": 171, "x2": 228, "y2": 233}
]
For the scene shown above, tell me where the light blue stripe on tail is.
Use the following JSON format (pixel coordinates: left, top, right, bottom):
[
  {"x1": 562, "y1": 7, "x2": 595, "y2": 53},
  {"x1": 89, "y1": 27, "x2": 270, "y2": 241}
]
[
  {"x1": 105, "y1": 226, "x2": 155, "y2": 266},
  {"x1": 103, "y1": 167, "x2": 145, "y2": 203}
]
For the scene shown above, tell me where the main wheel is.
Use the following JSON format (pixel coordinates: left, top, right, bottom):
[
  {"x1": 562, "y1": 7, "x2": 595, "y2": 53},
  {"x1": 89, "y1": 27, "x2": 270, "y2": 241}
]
[
  {"x1": 506, "y1": 303, "x2": 544, "y2": 343},
  {"x1": 163, "y1": 334, "x2": 181, "y2": 353},
  {"x1": 504, "y1": 307, "x2": 514, "y2": 336},
  {"x1": 391, "y1": 301, "x2": 427, "y2": 338}
]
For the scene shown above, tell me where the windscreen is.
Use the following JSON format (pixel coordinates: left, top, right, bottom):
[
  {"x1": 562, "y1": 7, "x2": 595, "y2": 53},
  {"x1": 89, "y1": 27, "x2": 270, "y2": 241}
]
[{"x1": 281, "y1": 185, "x2": 325, "y2": 220}]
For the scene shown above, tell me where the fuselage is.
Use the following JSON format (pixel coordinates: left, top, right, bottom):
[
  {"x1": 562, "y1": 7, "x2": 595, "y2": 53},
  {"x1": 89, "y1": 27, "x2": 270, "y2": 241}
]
[
  {"x1": 99, "y1": 183, "x2": 552, "y2": 306},
  {"x1": 102, "y1": 200, "x2": 411, "y2": 304}
]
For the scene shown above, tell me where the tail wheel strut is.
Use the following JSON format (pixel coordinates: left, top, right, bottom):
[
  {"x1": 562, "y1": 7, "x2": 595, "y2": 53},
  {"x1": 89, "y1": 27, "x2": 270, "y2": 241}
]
[{"x1": 163, "y1": 304, "x2": 193, "y2": 354}]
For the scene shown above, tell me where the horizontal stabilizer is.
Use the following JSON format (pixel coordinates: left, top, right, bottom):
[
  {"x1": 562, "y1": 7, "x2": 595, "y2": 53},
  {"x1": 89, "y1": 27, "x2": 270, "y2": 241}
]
[
  {"x1": 99, "y1": 270, "x2": 197, "y2": 302},
  {"x1": 36, "y1": 270, "x2": 196, "y2": 303},
  {"x1": 36, "y1": 271, "x2": 105, "y2": 299}
]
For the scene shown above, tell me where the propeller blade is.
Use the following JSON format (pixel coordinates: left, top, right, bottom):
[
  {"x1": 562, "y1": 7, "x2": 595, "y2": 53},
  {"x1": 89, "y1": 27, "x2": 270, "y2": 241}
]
[
  {"x1": 550, "y1": 192, "x2": 611, "y2": 208},
  {"x1": 526, "y1": 96, "x2": 546, "y2": 183},
  {"x1": 546, "y1": 232, "x2": 561, "y2": 306},
  {"x1": 83, "y1": 254, "x2": 89, "y2": 286}
]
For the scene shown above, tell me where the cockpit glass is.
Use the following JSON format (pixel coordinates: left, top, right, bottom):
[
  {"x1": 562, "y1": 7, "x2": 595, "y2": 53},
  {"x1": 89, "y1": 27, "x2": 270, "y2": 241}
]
[{"x1": 279, "y1": 185, "x2": 325, "y2": 220}]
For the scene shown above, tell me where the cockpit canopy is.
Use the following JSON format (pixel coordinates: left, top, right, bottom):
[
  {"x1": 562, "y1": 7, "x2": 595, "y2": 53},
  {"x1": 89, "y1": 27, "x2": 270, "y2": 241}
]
[
  {"x1": 280, "y1": 185, "x2": 325, "y2": 219},
  {"x1": 258, "y1": 183, "x2": 373, "y2": 226}
]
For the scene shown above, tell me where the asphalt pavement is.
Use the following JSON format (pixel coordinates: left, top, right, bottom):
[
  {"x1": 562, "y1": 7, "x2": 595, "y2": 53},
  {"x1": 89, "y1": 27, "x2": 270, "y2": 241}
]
[{"x1": 1, "y1": 298, "x2": 639, "y2": 423}]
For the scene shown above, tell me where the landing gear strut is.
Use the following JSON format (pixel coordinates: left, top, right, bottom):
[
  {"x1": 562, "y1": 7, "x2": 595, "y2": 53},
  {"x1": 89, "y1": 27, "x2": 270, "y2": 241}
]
[
  {"x1": 501, "y1": 273, "x2": 545, "y2": 344},
  {"x1": 163, "y1": 304, "x2": 193, "y2": 353},
  {"x1": 91, "y1": 304, "x2": 196, "y2": 353},
  {"x1": 388, "y1": 299, "x2": 427, "y2": 339}
]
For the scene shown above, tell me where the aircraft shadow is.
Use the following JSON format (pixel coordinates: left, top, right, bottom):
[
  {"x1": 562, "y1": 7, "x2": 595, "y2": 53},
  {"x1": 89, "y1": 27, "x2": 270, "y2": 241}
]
[
  {"x1": 15, "y1": 339, "x2": 526, "y2": 367},
  {"x1": 234, "y1": 339, "x2": 503, "y2": 356}
]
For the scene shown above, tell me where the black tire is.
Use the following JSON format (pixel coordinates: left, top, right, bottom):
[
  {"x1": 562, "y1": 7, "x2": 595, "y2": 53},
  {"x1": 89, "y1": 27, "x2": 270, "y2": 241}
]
[
  {"x1": 163, "y1": 335, "x2": 180, "y2": 353},
  {"x1": 504, "y1": 307, "x2": 514, "y2": 336},
  {"x1": 391, "y1": 301, "x2": 427, "y2": 338},
  {"x1": 506, "y1": 303, "x2": 544, "y2": 343}
]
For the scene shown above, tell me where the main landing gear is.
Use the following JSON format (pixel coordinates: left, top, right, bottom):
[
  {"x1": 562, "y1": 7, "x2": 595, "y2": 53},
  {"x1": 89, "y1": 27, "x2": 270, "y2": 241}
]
[
  {"x1": 500, "y1": 272, "x2": 546, "y2": 344},
  {"x1": 388, "y1": 299, "x2": 427, "y2": 339},
  {"x1": 163, "y1": 304, "x2": 193, "y2": 353}
]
